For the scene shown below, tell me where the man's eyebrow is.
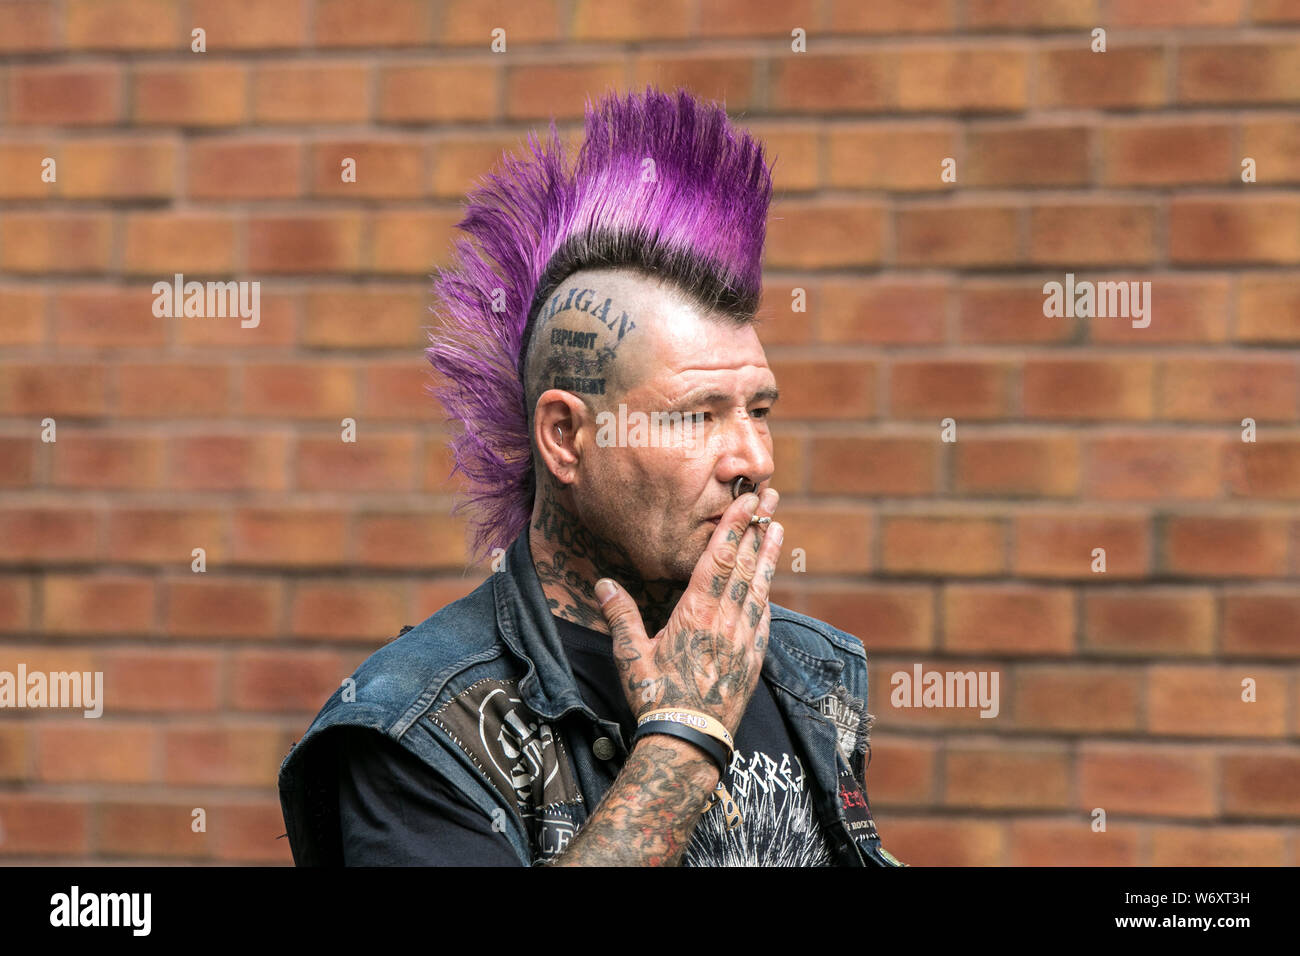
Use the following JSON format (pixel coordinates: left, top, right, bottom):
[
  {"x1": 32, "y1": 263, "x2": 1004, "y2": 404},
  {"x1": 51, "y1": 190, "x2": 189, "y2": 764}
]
[{"x1": 669, "y1": 384, "x2": 780, "y2": 407}]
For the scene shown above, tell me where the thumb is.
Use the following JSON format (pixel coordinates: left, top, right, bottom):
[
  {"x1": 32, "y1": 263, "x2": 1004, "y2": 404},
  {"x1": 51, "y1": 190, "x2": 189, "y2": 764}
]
[{"x1": 594, "y1": 578, "x2": 648, "y2": 646}]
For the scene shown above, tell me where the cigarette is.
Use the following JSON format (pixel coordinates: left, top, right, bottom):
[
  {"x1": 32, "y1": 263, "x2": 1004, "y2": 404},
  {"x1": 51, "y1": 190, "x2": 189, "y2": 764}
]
[{"x1": 749, "y1": 516, "x2": 771, "y2": 527}]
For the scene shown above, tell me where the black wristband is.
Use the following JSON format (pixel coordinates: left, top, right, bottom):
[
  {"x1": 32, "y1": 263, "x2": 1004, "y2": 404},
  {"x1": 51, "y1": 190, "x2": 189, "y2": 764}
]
[{"x1": 632, "y1": 720, "x2": 730, "y2": 774}]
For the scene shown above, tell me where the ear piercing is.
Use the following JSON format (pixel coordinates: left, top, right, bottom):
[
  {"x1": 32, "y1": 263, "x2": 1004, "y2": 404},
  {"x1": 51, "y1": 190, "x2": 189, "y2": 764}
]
[{"x1": 554, "y1": 425, "x2": 563, "y2": 443}]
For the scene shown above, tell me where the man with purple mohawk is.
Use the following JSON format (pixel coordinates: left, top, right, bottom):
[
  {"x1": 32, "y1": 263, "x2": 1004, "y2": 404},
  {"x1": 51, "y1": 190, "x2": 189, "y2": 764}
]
[{"x1": 279, "y1": 85, "x2": 903, "y2": 868}]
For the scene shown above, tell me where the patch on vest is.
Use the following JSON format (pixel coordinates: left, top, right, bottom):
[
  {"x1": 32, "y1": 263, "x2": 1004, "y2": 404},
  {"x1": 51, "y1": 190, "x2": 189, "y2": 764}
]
[
  {"x1": 428, "y1": 677, "x2": 583, "y2": 857},
  {"x1": 819, "y1": 683, "x2": 873, "y2": 774}
]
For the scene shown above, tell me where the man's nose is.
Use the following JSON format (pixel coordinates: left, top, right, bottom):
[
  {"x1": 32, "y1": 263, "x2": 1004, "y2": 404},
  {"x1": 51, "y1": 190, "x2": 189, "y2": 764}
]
[{"x1": 724, "y1": 411, "x2": 774, "y2": 488}]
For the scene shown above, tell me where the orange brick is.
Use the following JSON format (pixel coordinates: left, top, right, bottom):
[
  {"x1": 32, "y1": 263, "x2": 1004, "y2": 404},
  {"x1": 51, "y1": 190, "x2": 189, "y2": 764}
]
[
  {"x1": 1237, "y1": 276, "x2": 1300, "y2": 343},
  {"x1": 1179, "y1": 42, "x2": 1300, "y2": 105},
  {"x1": 1023, "y1": 359, "x2": 1155, "y2": 421},
  {"x1": 1008, "y1": 820, "x2": 1139, "y2": 866},
  {"x1": 942, "y1": 585, "x2": 1075, "y2": 654},
  {"x1": 803, "y1": 585, "x2": 933, "y2": 652},
  {"x1": 770, "y1": 54, "x2": 894, "y2": 112},
  {"x1": 1254, "y1": 0, "x2": 1300, "y2": 23},
  {"x1": 104, "y1": 509, "x2": 227, "y2": 565},
  {"x1": 132, "y1": 64, "x2": 249, "y2": 126},
  {"x1": 1222, "y1": 751, "x2": 1300, "y2": 817},
  {"x1": 1029, "y1": 203, "x2": 1158, "y2": 265},
  {"x1": 1163, "y1": 516, "x2": 1290, "y2": 577},
  {"x1": 248, "y1": 215, "x2": 362, "y2": 273},
  {"x1": 366, "y1": 362, "x2": 442, "y2": 422},
  {"x1": 862, "y1": 736, "x2": 936, "y2": 809},
  {"x1": 310, "y1": 140, "x2": 427, "y2": 198},
  {"x1": 967, "y1": 0, "x2": 1100, "y2": 29},
  {"x1": 826, "y1": 124, "x2": 959, "y2": 191},
  {"x1": 116, "y1": 364, "x2": 232, "y2": 418},
  {"x1": 190, "y1": 0, "x2": 306, "y2": 48},
  {"x1": 953, "y1": 435, "x2": 1081, "y2": 497},
  {"x1": 1014, "y1": 513, "x2": 1150, "y2": 578},
  {"x1": 1149, "y1": 825, "x2": 1288, "y2": 866},
  {"x1": 881, "y1": 516, "x2": 1005, "y2": 576},
  {"x1": 0, "y1": 288, "x2": 46, "y2": 346},
  {"x1": 430, "y1": 132, "x2": 542, "y2": 199},
  {"x1": 874, "y1": 818, "x2": 1003, "y2": 866},
  {"x1": 766, "y1": 201, "x2": 887, "y2": 268},
  {"x1": 302, "y1": 285, "x2": 426, "y2": 348},
  {"x1": 1171, "y1": 198, "x2": 1300, "y2": 264},
  {"x1": 378, "y1": 63, "x2": 499, "y2": 122},
  {"x1": 295, "y1": 434, "x2": 418, "y2": 491},
  {"x1": 1223, "y1": 591, "x2": 1300, "y2": 657},
  {"x1": 1100, "y1": 122, "x2": 1233, "y2": 186},
  {"x1": 631, "y1": 58, "x2": 759, "y2": 115},
  {"x1": 1080, "y1": 743, "x2": 1216, "y2": 816},
  {"x1": 0, "y1": 213, "x2": 112, "y2": 273},
  {"x1": 98, "y1": 649, "x2": 223, "y2": 712},
  {"x1": 0, "y1": 509, "x2": 98, "y2": 562},
  {"x1": 0, "y1": 0, "x2": 55, "y2": 51},
  {"x1": 1035, "y1": 46, "x2": 1167, "y2": 109},
  {"x1": 290, "y1": 580, "x2": 407, "y2": 640},
  {"x1": 175, "y1": 291, "x2": 297, "y2": 349},
  {"x1": 60, "y1": 137, "x2": 176, "y2": 198},
  {"x1": 49, "y1": 432, "x2": 165, "y2": 489},
  {"x1": 1110, "y1": 0, "x2": 1244, "y2": 25},
  {"x1": 36, "y1": 724, "x2": 156, "y2": 783},
  {"x1": 253, "y1": 63, "x2": 370, "y2": 124},
  {"x1": 0, "y1": 796, "x2": 89, "y2": 856},
  {"x1": 187, "y1": 140, "x2": 302, "y2": 199},
  {"x1": 1084, "y1": 434, "x2": 1225, "y2": 500},
  {"x1": 123, "y1": 214, "x2": 238, "y2": 274},
  {"x1": 97, "y1": 801, "x2": 209, "y2": 858},
  {"x1": 0, "y1": 576, "x2": 33, "y2": 630},
  {"x1": 965, "y1": 125, "x2": 1091, "y2": 187},
  {"x1": 1226, "y1": 438, "x2": 1300, "y2": 498},
  {"x1": 165, "y1": 578, "x2": 283, "y2": 639},
  {"x1": 0, "y1": 438, "x2": 34, "y2": 489},
  {"x1": 1241, "y1": 118, "x2": 1300, "y2": 182},
  {"x1": 367, "y1": 209, "x2": 461, "y2": 274},
  {"x1": 210, "y1": 800, "x2": 291, "y2": 862},
  {"x1": 167, "y1": 434, "x2": 287, "y2": 492},
  {"x1": 240, "y1": 363, "x2": 357, "y2": 419},
  {"x1": 315, "y1": 0, "x2": 435, "y2": 45},
  {"x1": 231, "y1": 509, "x2": 348, "y2": 566},
  {"x1": 944, "y1": 743, "x2": 1071, "y2": 809},
  {"x1": 574, "y1": 0, "x2": 693, "y2": 38},
  {"x1": 0, "y1": 142, "x2": 61, "y2": 198},
  {"x1": 897, "y1": 47, "x2": 1028, "y2": 111},
  {"x1": 354, "y1": 512, "x2": 474, "y2": 570},
  {"x1": 896, "y1": 205, "x2": 1019, "y2": 267},
  {"x1": 1149, "y1": 665, "x2": 1288, "y2": 737},
  {"x1": 435, "y1": 0, "x2": 561, "y2": 45},
  {"x1": 162, "y1": 723, "x2": 290, "y2": 787},
  {"x1": 761, "y1": 359, "x2": 877, "y2": 420},
  {"x1": 230, "y1": 649, "x2": 345, "y2": 712},
  {"x1": 957, "y1": 280, "x2": 1076, "y2": 344},
  {"x1": 52, "y1": 285, "x2": 167, "y2": 349},
  {"x1": 818, "y1": 279, "x2": 948, "y2": 346},
  {"x1": 831, "y1": 0, "x2": 956, "y2": 31},
  {"x1": 0, "y1": 720, "x2": 29, "y2": 779},
  {"x1": 1083, "y1": 590, "x2": 1215, "y2": 656},
  {"x1": 808, "y1": 435, "x2": 937, "y2": 496},
  {"x1": 1089, "y1": 276, "x2": 1230, "y2": 345},
  {"x1": 889, "y1": 360, "x2": 1013, "y2": 420},
  {"x1": 10, "y1": 65, "x2": 123, "y2": 125},
  {"x1": 66, "y1": 0, "x2": 179, "y2": 49},
  {"x1": 1159, "y1": 358, "x2": 1299, "y2": 421},
  {"x1": 0, "y1": 363, "x2": 108, "y2": 417}
]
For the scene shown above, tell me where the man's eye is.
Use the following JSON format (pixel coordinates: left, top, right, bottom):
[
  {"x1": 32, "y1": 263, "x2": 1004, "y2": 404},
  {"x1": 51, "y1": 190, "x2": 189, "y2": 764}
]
[
  {"x1": 686, "y1": 412, "x2": 711, "y2": 423},
  {"x1": 751, "y1": 407, "x2": 772, "y2": 420}
]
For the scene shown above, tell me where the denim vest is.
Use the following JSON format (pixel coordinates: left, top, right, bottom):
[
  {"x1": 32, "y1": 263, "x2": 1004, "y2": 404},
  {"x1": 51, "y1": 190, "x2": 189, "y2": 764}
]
[{"x1": 278, "y1": 529, "x2": 904, "y2": 867}]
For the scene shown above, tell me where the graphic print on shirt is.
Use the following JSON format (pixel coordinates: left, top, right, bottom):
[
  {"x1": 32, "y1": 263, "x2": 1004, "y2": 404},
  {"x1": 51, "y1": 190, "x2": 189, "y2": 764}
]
[
  {"x1": 682, "y1": 748, "x2": 834, "y2": 867},
  {"x1": 427, "y1": 677, "x2": 585, "y2": 860}
]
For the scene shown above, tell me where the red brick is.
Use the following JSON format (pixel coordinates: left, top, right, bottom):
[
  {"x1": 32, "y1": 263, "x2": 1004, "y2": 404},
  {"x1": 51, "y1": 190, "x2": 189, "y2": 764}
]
[
  {"x1": 889, "y1": 360, "x2": 1013, "y2": 420},
  {"x1": 36, "y1": 724, "x2": 156, "y2": 783},
  {"x1": 1226, "y1": 438, "x2": 1300, "y2": 498},
  {"x1": 295, "y1": 434, "x2": 417, "y2": 492},
  {"x1": 0, "y1": 288, "x2": 45, "y2": 345},
  {"x1": 190, "y1": 0, "x2": 306, "y2": 48},
  {"x1": 10, "y1": 65, "x2": 123, "y2": 125},
  {"x1": 1089, "y1": 276, "x2": 1230, "y2": 345},
  {"x1": 1, "y1": 362, "x2": 109, "y2": 416},
  {"x1": 231, "y1": 509, "x2": 348, "y2": 567},
  {"x1": 1084, "y1": 434, "x2": 1225, "y2": 500},
  {"x1": 1253, "y1": 0, "x2": 1300, "y2": 23},
  {"x1": 1159, "y1": 358, "x2": 1299, "y2": 421},
  {"x1": 826, "y1": 124, "x2": 959, "y2": 192},
  {"x1": 97, "y1": 802, "x2": 210, "y2": 858},
  {"x1": 756, "y1": 359, "x2": 877, "y2": 421},
  {"x1": 247, "y1": 215, "x2": 363, "y2": 273},
  {"x1": 310, "y1": 140, "x2": 427, "y2": 198},
  {"x1": 162, "y1": 724, "x2": 290, "y2": 787},
  {"x1": 253, "y1": 63, "x2": 370, "y2": 123},
  {"x1": 766, "y1": 201, "x2": 887, "y2": 268},
  {"x1": 429, "y1": 132, "x2": 548, "y2": 199},
  {"x1": 1029, "y1": 203, "x2": 1158, "y2": 265},
  {"x1": 167, "y1": 434, "x2": 288, "y2": 492},
  {"x1": 1223, "y1": 591, "x2": 1300, "y2": 657},
  {"x1": 1149, "y1": 665, "x2": 1288, "y2": 737},
  {"x1": 0, "y1": 508, "x2": 98, "y2": 563},
  {"x1": 99, "y1": 649, "x2": 223, "y2": 712},
  {"x1": 1008, "y1": 820, "x2": 1139, "y2": 866},
  {"x1": 1015, "y1": 513, "x2": 1150, "y2": 578},
  {"x1": 965, "y1": 125, "x2": 1091, "y2": 187},
  {"x1": 1149, "y1": 825, "x2": 1288, "y2": 866},
  {"x1": 829, "y1": 0, "x2": 955, "y2": 31},
  {"x1": 957, "y1": 280, "x2": 1076, "y2": 344},
  {"x1": 1100, "y1": 122, "x2": 1234, "y2": 185},
  {"x1": 0, "y1": 576, "x2": 33, "y2": 631},
  {"x1": 240, "y1": 363, "x2": 357, "y2": 419},
  {"x1": 817, "y1": 279, "x2": 948, "y2": 346},
  {"x1": 230, "y1": 649, "x2": 345, "y2": 712},
  {"x1": 575, "y1": 0, "x2": 693, "y2": 38},
  {"x1": 52, "y1": 286, "x2": 166, "y2": 349},
  {"x1": 187, "y1": 140, "x2": 302, "y2": 199},
  {"x1": 1163, "y1": 516, "x2": 1289, "y2": 577},
  {"x1": 354, "y1": 512, "x2": 473, "y2": 570},
  {"x1": 881, "y1": 516, "x2": 1006, "y2": 576},
  {"x1": 0, "y1": 720, "x2": 29, "y2": 779},
  {"x1": 943, "y1": 585, "x2": 1075, "y2": 654},
  {"x1": 803, "y1": 585, "x2": 934, "y2": 652},
  {"x1": 1023, "y1": 359, "x2": 1155, "y2": 421},
  {"x1": 1111, "y1": 0, "x2": 1245, "y2": 25},
  {"x1": 632, "y1": 58, "x2": 760, "y2": 116},
  {"x1": 48, "y1": 432, "x2": 163, "y2": 491},
  {"x1": 176, "y1": 292, "x2": 297, "y2": 349},
  {"x1": 413, "y1": 578, "x2": 488, "y2": 617},
  {"x1": 378, "y1": 64, "x2": 499, "y2": 122},
  {"x1": 1222, "y1": 750, "x2": 1300, "y2": 817},
  {"x1": 0, "y1": 438, "x2": 34, "y2": 489},
  {"x1": 1237, "y1": 276, "x2": 1300, "y2": 343},
  {"x1": 896, "y1": 205, "x2": 1019, "y2": 267},
  {"x1": 1084, "y1": 590, "x2": 1216, "y2": 656},
  {"x1": 862, "y1": 735, "x2": 937, "y2": 808},
  {"x1": 945, "y1": 743, "x2": 1071, "y2": 809},
  {"x1": 897, "y1": 47, "x2": 1028, "y2": 111},
  {"x1": 66, "y1": 0, "x2": 179, "y2": 49},
  {"x1": 132, "y1": 64, "x2": 249, "y2": 126},
  {"x1": 60, "y1": 137, "x2": 176, "y2": 198},
  {"x1": 0, "y1": 1, "x2": 55, "y2": 51},
  {"x1": 123, "y1": 215, "x2": 238, "y2": 274},
  {"x1": 435, "y1": 0, "x2": 561, "y2": 45},
  {"x1": 0, "y1": 213, "x2": 112, "y2": 273},
  {"x1": 874, "y1": 818, "x2": 1003, "y2": 866},
  {"x1": 770, "y1": 54, "x2": 894, "y2": 113},
  {"x1": 210, "y1": 800, "x2": 291, "y2": 863},
  {"x1": 116, "y1": 364, "x2": 232, "y2": 418},
  {"x1": 315, "y1": 0, "x2": 435, "y2": 45},
  {"x1": 1179, "y1": 42, "x2": 1300, "y2": 105},
  {"x1": 967, "y1": 0, "x2": 1100, "y2": 29},
  {"x1": 1171, "y1": 198, "x2": 1300, "y2": 264},
  {"x1": 104, "y1": 509, "x2": 227, "y2": 565},
  {"x1": 1241, "y1": 117, "x2": 1300, "y2": 182},
  {"x1": 290, "y1": 580, "x2": 407, "y2": 640},
  {"x1": 302, "y1": 285, "x2": 426, "y2": 349},
  {"x1": 1036, "y1": 46, "x2": 1167, "y2": 109},
  {"x1": 954, "y1": 435, "x2": 1080, "y2": 497},
  {"x1": 0, "y1": 796, "x2": 89, "y2": 856},
  {"x1": 367, "y1": 209, "x2": 461, "y2": 274},
  {"x1": 808, "y1": 435, "x2": 937, "y2": 496},
  {"x1": 166, "y1": 578, "x2": 282, "y2": 639},
  {"x1": 1080, "y1": 743, "x2": 1216, "y2": 816}
]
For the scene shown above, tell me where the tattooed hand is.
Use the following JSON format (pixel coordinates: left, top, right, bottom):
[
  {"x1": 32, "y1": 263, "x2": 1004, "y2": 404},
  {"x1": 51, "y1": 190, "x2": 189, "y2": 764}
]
[{"x1": 595, "y1": 487, "x2": 782, "y2": 737}]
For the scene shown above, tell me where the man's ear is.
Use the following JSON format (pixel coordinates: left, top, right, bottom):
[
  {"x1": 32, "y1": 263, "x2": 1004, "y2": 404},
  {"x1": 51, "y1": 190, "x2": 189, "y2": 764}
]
[{"x1": 534, "y1": 389, "x2": 589, "y2": 485}]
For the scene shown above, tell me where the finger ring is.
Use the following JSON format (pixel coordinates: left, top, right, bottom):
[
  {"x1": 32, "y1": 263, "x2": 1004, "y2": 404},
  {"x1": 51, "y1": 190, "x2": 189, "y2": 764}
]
[{"x1": 731, "y1": 476, "x2": 757, "y2": 499}]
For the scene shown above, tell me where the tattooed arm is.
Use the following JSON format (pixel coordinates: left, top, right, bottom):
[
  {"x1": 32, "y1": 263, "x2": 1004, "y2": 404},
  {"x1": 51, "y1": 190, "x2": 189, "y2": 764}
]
[{"x1": 548, "y1": 488, "x2": 782, "y2": 866}]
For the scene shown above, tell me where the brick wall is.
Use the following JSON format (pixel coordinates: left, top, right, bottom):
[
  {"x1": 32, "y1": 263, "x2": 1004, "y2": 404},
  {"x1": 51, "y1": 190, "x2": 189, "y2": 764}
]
[{"x1": 0, "y1": 0, "x2": 1296, "y2": 865}]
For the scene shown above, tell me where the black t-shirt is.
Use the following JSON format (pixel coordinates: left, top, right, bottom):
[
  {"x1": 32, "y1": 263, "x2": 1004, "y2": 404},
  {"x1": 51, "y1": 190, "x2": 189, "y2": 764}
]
[{"x1": 335, "y1": 617, "x2": 835, "y2": 866}]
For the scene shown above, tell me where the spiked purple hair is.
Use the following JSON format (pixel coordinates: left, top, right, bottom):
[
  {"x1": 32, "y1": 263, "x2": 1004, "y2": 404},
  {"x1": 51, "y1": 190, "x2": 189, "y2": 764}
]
[{"x1": 427, "y1": 84, "x2": 775, "y2": 563}]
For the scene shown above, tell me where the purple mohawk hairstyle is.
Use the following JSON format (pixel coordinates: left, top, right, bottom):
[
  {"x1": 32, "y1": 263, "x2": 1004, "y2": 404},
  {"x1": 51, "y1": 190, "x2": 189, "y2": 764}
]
[{"x1": 427, "y1": 84, "x2": 775, "y2": 563}]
